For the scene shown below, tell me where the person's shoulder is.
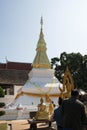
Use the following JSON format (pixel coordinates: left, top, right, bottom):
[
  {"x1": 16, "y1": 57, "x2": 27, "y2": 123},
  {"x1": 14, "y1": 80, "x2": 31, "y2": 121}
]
[
  {"x1": 76, "y1": 99, "x2": 85, "y2": 109},
  {"x1": 54, "y1": 106, "x2": 62, "y2": 114},
  {"x1": 77, "y1": 99, "x2": 84, "y2": 106},
  {"x1": 54, "y1": 106, "x2": 61, "y2": 110},
  {"x1": 62, "y1": 98, "x2": 69, "y2": 103}
]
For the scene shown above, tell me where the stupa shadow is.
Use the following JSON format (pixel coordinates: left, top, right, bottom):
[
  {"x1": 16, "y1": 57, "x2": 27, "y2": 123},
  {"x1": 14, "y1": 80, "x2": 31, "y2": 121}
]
[
  {"x1": 22, "y1": 129, "x2": 29, "y2": 130},
  {"x1": 36, "y1": 128, "x2": 55, "y2": 130},
  {"x1": 22, "y1": 128, "x2": 55, "y2": 130}
]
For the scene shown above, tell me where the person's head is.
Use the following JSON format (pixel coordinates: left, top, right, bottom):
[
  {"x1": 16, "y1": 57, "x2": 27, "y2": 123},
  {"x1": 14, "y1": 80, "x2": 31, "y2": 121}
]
[
  {"x1": 58, "y1": 97, "x2": 63, "y2": 106},
  {"x1": 71, "y1": 89, "x2": 79, "y2": 98}
]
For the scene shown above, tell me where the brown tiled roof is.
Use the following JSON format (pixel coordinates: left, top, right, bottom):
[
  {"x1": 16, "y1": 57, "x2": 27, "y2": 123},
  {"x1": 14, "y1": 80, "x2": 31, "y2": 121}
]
[
  {"x1": 6, "y1": 62, "x2": 32, "y2": 71},
  {"x1": 0, "y1": 69, "x2": 29, "y2": 85},
  {"x1": 0, "y1": 63, "x2": 6, "y2": 69},
  {"x1": 0, "y1": 61, "x2": 32, "y2": 71}
]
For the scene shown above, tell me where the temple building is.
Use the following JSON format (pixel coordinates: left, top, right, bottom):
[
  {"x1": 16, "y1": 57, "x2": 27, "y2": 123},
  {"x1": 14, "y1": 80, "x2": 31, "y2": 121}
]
[{"x1": 0, "y1": 62, "x2": 32, "y2": 104}]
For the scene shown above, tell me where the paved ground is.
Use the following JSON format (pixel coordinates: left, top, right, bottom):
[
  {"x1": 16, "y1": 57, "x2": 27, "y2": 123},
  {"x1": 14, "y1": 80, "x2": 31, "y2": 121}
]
[{"x1": 0, "y1": 120, "x2": 56, "y2": 130}]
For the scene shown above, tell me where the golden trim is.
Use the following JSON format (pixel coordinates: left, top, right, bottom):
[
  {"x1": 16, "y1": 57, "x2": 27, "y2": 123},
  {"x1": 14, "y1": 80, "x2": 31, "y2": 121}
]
[
  {"x1": 15, "y1": 91, "x2": 62, "y2": 99},
  {"x1": 36, "y1": 48, "x2": 46, "y2": 51},
  {"x1": 15, "y1": 91, "x2": 71, "y2": 99},
  {"x1": 33, "y1": 64, "x2": 51, "y2": 68}
]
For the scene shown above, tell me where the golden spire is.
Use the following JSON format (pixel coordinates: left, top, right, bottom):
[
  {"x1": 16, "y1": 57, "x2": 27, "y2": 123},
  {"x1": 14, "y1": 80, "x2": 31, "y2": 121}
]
[{"x1": 32, "y1": 17, "x2": 51, "y2": 68}]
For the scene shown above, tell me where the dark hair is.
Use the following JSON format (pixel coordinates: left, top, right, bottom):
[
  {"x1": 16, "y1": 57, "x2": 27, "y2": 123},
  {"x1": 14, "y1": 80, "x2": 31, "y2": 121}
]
[
  {"x1": 71, "y1": 89, "x2": 79, "y2": 97},
  {"x1": 58, "y1": 97, "x2": 63, "y2": 106}
]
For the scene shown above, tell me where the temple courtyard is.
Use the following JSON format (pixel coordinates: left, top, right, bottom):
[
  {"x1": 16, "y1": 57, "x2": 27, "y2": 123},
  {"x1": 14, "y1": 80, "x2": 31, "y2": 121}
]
[{"x1": 0, "y1": 119, "x2": 56, "y2": 130}]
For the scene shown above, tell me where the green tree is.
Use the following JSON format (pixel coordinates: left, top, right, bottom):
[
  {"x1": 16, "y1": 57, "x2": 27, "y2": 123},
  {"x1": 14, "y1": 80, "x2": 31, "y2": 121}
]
[
  {"x1": 0, "y1": 87, "x2": 5, "y2": 97},
  {"x1": 0, "y1": 86, "x2": 5, "y2": 116},
  {"x1": 51, "y1": 52, "x2": 87, "y2": 91}
]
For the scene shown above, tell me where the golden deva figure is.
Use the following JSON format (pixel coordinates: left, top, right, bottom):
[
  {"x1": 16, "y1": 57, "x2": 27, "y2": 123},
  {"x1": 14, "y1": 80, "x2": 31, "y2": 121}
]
[{"x1": 59, "y1": 66, "x2": 74, "y2": 98}]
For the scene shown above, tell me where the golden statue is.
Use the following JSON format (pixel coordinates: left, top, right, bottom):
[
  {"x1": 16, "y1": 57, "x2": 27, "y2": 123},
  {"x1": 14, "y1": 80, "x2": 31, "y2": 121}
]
[
  {"x1": 38, "y1": 97, "x2": 46, "y2": 111},
  {"x1": 35, "y1": 97, "x2": 49, "y2": 120},
  {"x1": 48, "y1": 101, "x2": 54, "y2": 115},
  {"x1": 59, "y1": 66, "x2": 74, "y2": 98}
]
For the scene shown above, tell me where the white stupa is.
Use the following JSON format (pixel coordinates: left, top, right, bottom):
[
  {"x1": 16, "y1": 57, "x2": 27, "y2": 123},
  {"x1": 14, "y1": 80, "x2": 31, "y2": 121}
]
[{"x1": 13, "y1": 17, "x2": 63, "y2": 107}]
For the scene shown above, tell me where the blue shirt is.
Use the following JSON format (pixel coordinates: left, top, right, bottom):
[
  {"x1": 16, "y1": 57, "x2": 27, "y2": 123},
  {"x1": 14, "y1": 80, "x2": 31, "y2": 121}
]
[{"x1": 53, "y1": 106, "x2": 62, "y2": 128}]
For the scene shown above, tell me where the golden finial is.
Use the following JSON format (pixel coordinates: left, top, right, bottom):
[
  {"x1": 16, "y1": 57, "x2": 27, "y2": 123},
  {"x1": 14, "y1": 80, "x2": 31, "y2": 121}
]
[{"x1": 40, "y1": 16, "x2": 43, "y2": 29}]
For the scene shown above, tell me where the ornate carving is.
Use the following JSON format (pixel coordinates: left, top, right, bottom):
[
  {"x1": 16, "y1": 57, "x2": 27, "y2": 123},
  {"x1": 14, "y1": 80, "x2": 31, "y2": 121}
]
[{"x1": 59, "y1": 66, "x2": 74, "y2": 98}]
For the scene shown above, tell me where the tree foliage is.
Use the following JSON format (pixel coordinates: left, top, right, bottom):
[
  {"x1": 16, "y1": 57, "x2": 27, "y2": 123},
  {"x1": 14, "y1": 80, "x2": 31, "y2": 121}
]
[
  {"x1": 0, "y1": 86, "x2": 5, "y2": 116},
  {"x1": 0, "y1": 87, "x2": 5, "y2": 97},
  {"x1": 51, "y1": 52, "x2": 87, "y2": 91}
]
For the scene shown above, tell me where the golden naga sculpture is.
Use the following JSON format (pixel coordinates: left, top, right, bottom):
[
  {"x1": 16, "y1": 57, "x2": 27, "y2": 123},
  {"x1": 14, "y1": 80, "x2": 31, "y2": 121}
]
[
  {"x1": 35, "y1": 97, "x2": 49, "y2": 120},
  {"x1": 45, "y1": 94, "x2": 52, "y2": 102},
  {"x1": 59, "y1": 66, "x2": 74, "y2": 98}
]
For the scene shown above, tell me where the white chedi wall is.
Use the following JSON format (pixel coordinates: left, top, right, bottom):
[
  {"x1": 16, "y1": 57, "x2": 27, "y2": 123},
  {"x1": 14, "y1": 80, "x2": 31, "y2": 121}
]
[{"x1": 12, "y1": 68, "x2": 63, "y2": 107}]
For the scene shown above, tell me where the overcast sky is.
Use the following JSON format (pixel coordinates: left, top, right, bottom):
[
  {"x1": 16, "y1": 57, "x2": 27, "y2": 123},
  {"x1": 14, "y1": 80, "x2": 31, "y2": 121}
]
[{"x1": 0, "y1": 0, "x2": 87, "y2": 63}]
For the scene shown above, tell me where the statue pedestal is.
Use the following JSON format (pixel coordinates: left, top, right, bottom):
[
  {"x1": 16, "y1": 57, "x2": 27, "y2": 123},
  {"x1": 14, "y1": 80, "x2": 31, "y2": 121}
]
[
  {"x1": 28, "y1": 118, "x2": 52, "y2": 129},
  {"x1": 35, "y1": 111, "x2": 49, "y2": 120}
]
